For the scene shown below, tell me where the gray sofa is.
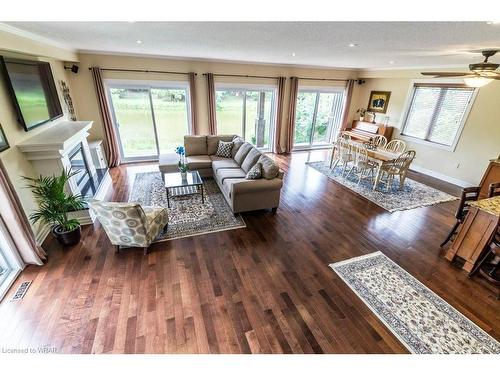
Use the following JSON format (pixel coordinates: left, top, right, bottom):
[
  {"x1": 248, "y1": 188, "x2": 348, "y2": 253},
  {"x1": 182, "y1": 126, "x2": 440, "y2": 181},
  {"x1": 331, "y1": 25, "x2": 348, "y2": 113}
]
[{"x1": 159, "y1": 135, "x2": 284, "y2": 213}]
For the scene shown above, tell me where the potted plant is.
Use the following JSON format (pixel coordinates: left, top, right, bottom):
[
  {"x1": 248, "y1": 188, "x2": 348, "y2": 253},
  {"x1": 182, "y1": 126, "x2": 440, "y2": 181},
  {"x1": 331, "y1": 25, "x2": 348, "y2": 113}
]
[
  {"x1": 23, "y1": 169, "x2": 85, "y2": 247},
  {"x1": 175, "y1": 145, "x2": 188, "y2": 180},
  {"x1": 356, "y1": 108, "x2": 367, "y2": 121}
]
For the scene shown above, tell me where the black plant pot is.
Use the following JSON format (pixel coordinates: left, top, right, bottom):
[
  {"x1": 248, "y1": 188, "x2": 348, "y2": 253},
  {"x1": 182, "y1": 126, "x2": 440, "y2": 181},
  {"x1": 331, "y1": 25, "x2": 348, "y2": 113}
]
[{"x1": 52, "y1": 225, "x2": 81, "y2": 247}]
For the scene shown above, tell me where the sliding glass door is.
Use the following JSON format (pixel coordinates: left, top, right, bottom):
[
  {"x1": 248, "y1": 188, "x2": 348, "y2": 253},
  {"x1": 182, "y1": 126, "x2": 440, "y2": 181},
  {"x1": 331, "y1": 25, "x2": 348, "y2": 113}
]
[
  {"x1": 294, "y1": 89, "x2": 345, "y2": 149},
  {"x1": 215, "y1": 86, "x2": 276, "y2": 151},
  {"x1": 107, "y1": 82, "x2": 191, "y2": 161},
  {"x1": 0, "y1": 221, "x2": 22, "y2": 301}
]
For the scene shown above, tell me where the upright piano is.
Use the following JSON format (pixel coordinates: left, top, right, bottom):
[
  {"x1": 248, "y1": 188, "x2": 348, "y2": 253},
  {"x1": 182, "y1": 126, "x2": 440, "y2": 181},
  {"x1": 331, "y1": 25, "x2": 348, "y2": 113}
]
[{"x1": 343, "y1": 120, "x2": 394, "y2": 142}]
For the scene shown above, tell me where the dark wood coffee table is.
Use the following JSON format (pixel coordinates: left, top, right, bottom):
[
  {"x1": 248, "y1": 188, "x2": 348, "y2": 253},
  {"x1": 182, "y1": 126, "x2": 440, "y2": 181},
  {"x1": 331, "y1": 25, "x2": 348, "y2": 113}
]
[{"x1": 163, "y1": 171, "x2": 204, "y2": 208}]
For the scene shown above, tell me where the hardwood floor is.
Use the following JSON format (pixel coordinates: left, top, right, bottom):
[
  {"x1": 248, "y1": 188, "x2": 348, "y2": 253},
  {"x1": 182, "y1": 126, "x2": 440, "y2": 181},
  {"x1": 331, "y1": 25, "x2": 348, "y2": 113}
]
[{"x1": 0, "y1": 150, "x2": 498, "y2": 353}]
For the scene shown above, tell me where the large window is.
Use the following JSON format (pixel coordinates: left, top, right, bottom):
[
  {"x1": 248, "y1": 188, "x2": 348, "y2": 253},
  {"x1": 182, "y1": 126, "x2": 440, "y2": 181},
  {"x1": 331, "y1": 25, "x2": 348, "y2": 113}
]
[
  {"x1": 293, "y1": 88, "x2": 345, "y2": 149},
  {"x1": 107, "y1": 81, "x2": 191, "y2": 161},
  {"x1": 401, "y1": 83, "x2": 476, "y2": 149},
  {"x1": 0, "y1": 221, "x2": 22, "y2": 301},
  {"x1": 215, "y1": 86, "x2": 276, "y2": 150}
]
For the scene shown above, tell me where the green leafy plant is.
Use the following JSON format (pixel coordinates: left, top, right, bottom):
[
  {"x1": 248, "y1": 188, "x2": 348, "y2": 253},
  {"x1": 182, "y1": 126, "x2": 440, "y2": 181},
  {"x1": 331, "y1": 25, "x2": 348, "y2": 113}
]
[{"x1": 23, "y1": 169, "x2": 85, "y2": 232}]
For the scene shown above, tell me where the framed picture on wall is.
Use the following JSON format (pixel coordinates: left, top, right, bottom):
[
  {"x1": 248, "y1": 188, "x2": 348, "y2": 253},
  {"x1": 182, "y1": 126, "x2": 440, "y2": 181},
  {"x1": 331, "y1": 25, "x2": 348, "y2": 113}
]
[
  {"x1": 367, "y1": 91, "x2": 391, "y2": 113},
  {"x1": 0, "y1": 124, "x2": 10, "y2": 152}
]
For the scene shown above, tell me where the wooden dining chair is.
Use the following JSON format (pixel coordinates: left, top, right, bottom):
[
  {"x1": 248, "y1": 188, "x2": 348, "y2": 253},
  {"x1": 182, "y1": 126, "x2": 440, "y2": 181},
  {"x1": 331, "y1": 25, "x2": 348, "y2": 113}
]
[
  {"x1": 488, "y1": 182, "x2": 500, "y2": 197},
  {"x1": 345, "y1": 144, "x2": 376, "y2": 184},
  {"x1": 331, "y1": 139, "x2": 354, "y2": 175},
  {"x1": 376, "y1": 150, "x2": 416, "y2": 191},
  {"x1": 372, "y1": 135, "x2": 387, "y2": 148},
  {"x1": 440, "y1": 186, "x2": 481, "y2": 248},
  {"x1": 385, "y1": 139, "x2": 406, "y2": 153},
  {"x1": 339, "y1": 131, "x2": 351, "y2": 141}
]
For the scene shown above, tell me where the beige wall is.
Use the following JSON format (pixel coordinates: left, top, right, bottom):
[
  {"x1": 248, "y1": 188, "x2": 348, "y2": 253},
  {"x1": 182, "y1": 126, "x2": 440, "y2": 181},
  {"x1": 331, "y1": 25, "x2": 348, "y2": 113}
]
[
  {"x1": 0, "y1": 32, "x2": 74, "y2": 239},
  {"x1": 69, "y1": 53, "x2": 359, "y2": 150},
  {"x1": 351, "y1": 71, "x2": 500, "y2": 185}
]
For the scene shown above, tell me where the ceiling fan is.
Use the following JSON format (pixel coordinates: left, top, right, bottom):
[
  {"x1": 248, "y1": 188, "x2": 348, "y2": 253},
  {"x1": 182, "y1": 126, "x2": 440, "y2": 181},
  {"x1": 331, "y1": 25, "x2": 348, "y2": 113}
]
[{"x1": 421, "y1": 50, "x2": 500, "y2": 87}]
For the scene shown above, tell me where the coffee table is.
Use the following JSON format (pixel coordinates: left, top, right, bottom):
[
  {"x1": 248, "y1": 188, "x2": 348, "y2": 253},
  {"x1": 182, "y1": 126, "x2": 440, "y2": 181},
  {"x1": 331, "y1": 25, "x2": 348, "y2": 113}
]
[{"x1": 163, "y1": 171, "x2": 204, "y2": 208}]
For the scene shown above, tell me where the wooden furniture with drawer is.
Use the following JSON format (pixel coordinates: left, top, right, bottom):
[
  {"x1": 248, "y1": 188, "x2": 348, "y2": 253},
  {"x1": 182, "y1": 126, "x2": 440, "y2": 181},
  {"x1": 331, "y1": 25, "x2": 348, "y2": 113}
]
[
  {"x1": 445, "y1": 196, "x2": 500, "y2": 273},
  {"x1": 343, "y1": 120, "x2": 394, "y2": 143},
  {"x1": 479, "y1": 157, "x2": 500, "y2": 199}
]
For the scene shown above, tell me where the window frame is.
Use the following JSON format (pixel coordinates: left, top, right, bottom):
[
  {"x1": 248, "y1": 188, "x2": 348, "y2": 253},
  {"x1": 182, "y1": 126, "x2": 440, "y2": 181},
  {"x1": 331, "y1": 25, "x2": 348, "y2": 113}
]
[
  {"x1": 399, "y1": 79, "x2": 478, "y2": 152},
  {"x1": 292, "y1": 85, "x2": 347, "y2": 151},
  {"x1": 104, "y1": 79, "x2": 192, "y2": 163},
  {"x1": 214, "y1": 83, "x2": 277, "y2": 152}
]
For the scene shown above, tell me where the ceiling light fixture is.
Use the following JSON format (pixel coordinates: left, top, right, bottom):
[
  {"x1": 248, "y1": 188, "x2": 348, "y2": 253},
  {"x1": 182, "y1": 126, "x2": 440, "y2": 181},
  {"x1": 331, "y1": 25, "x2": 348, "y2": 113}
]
[
  {"x1": 136, "y1": 40, "x2": 143, "y2": 44},
  {"x1": 348, "y1": 43, "x2": 358, "y2": 47},
  {"x1": 291, "y1": 52, "x2": 296, "y2": 57},
  {"x1": 389, "y1": 60, "x2": 395, "y2": 64},
  {"x1": 463, "y1": 76, "x2": 493, "y2": 88}
]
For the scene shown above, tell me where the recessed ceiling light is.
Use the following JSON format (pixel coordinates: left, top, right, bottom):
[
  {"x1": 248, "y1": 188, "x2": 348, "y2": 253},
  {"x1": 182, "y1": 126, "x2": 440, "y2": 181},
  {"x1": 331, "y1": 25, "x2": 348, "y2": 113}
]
[
  {"x1": 389, "y1": 60, "x2": 395, "y2": 64},
  {"x1": 136, "y1": 40, "x2": 143, "y2": 44},
  {"x1": 291, "y1": 52, "x2": 296, "y2": 57},
  {"x1": 348, "y1": 43, "x2": 358, "y2": 47}
]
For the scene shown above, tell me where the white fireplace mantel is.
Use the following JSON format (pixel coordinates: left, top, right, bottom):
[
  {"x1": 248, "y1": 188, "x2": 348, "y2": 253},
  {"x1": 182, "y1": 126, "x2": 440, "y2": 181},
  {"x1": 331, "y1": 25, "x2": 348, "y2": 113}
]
[{"x1": 17, "y1": 120, "x2": 93, "y2": 159}]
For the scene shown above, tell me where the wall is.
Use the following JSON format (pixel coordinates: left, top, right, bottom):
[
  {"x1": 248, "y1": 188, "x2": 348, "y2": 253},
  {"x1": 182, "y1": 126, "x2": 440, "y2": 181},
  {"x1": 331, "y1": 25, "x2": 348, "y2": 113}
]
[
  {"x1": 0, "y1": 31, "x2": 76, "y2": 240},
  {"x1": 69, "y1": 53, "x2": 359, "y2": 151},
  {"x1": 351, "y1": 70, "x2": 500, "y2": 186}
]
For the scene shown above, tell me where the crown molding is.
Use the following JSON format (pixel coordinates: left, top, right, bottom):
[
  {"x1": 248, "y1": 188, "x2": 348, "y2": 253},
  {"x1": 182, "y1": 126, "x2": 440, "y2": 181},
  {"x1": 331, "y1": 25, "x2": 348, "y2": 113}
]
[{"x1": 0, "y1": 22, "x2": 76, "y2": 53}]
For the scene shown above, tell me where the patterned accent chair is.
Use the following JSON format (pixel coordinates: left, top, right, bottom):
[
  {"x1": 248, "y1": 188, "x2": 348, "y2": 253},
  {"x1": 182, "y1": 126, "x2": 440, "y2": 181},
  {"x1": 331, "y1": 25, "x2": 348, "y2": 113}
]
[{"x1": 89, "y1": 201, "x2": 168, "y2": 255}]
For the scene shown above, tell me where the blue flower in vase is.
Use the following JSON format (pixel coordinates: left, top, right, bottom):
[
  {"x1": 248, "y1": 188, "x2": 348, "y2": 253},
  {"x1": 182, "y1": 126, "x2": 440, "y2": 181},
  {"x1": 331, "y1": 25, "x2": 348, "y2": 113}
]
[{"x1": 175, "y1": 146, "x2": 185, "y2": 156}]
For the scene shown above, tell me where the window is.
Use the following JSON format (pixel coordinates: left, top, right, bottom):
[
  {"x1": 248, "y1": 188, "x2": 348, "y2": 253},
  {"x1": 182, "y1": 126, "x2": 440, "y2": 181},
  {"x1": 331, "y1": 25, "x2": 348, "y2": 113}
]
[
  {"x1": 107, "y1": 81, "x2": 191, "y2": 161},
  {"x1": 293, "y1": 88, "x2": 345, "y2": 149},
  {"x1": 215, "y1": 86, "x2": 276, "y2": 150},
  {"x1": 0, "y1": 220, "x2": 22, "y2": 301},
  {"x1": 401, "y1": 83, "x2": 476, "y2": 148}
]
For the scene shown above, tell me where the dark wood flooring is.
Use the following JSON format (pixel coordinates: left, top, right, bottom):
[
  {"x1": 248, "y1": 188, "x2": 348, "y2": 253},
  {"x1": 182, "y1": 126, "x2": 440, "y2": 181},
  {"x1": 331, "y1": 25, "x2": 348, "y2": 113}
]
[{"x1": 0, "y1": 150, "x2": 498, "y2": 353}]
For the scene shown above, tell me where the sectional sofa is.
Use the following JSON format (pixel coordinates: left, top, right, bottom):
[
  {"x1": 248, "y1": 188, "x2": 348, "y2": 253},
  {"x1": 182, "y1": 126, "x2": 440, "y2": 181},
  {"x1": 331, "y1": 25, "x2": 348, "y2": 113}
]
[{"x1": 159, "y1": 135, "x2": 284, "y2": 213}]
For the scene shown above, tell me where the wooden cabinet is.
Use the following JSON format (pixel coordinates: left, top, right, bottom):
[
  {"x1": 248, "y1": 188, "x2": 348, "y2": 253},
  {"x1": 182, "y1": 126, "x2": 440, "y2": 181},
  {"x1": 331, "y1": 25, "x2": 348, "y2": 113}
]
[{"x1": 479, "y1": 158, "x2": 500, "y2": 199}]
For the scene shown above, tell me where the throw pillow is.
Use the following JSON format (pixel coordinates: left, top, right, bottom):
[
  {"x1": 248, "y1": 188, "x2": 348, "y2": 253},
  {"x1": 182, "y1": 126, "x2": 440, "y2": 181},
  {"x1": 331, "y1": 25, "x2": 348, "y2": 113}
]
[
  {"x1": 258, "y1": 155, "x2": 280, "y2": 179},
  {"x1": 245, "y1": 162, "x2": 262, "y2": 180},
  {"x1": 216, "y1": 140, "x2": 233, "y2": 158}
]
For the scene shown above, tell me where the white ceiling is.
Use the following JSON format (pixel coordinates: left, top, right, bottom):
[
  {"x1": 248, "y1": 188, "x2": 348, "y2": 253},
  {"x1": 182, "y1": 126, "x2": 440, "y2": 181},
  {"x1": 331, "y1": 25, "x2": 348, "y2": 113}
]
[{"x1": 3, "y1": 22, "x2": 500, "y2": 69}]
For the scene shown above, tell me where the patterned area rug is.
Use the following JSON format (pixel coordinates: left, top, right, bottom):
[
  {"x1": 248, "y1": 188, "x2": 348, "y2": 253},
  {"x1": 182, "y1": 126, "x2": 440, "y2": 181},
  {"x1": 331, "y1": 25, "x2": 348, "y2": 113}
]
[
  {"x1": 129, "y1": 172, "x2": 245, "y2": 241},
  {"x1": 330, "y1": 252, "x2": 500, "y2": 354},
  {"x1": 306, "y1": 161, "x2": 457, "y2": 212}
]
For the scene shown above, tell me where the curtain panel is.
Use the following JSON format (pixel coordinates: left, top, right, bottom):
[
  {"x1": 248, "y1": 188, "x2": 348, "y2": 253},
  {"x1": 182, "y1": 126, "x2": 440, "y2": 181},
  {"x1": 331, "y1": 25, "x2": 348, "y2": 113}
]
[
  {"x1": 188, "y1": 72, "x2": 198, "y2": 135},
  {"x1": 90, "y1": 67, "x2": 121, "y2": 167},
  {"x1": 273, "y1": 76, "x2": 286, "y2": 154},
  {"x1": 205, "y1": 73, "x2": 217, "y2": 135},
  {"x1": 0, "y1": 160, "x2": 45, "y2": 266},
  {"x1": 284, "y1": 77, "x2": 299, "y2": 153},
  {"x1": 340, "y1": 79, "x2": 355, "y2": 131}
]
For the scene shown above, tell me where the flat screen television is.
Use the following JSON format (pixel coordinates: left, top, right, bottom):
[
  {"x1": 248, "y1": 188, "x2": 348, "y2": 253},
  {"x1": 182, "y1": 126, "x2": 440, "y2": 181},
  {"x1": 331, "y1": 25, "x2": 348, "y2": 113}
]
[{"x1": 0, "y1": 56, "x2": 63, "y2": 131}]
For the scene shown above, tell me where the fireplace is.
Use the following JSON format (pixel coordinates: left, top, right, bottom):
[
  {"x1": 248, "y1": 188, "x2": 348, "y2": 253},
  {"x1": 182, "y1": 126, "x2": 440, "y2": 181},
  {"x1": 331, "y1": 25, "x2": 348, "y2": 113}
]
[{"x1": 68, "y1": 143, "x2": 91, "y2": 194}]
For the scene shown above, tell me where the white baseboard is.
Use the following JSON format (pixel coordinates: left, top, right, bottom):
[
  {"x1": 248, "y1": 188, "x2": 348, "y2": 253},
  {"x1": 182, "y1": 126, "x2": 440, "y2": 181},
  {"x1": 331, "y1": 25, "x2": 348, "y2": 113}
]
[{"x1": 409, "y1": 164, "x2": 475, "y2": 188}]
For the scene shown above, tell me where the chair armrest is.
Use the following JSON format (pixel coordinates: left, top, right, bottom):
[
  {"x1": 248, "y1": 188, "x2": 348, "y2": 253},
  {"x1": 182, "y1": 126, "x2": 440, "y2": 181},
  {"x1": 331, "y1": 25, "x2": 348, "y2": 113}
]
[{"x1": 231, "y1": 178, "x2": 283, "y2": 195}]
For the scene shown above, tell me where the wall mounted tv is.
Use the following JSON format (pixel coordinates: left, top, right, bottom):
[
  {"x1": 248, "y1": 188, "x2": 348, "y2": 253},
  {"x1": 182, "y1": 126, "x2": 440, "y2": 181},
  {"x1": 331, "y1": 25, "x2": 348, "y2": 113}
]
[{"x1": 0, "y1": 56, "x2": 63, "y2": 131}]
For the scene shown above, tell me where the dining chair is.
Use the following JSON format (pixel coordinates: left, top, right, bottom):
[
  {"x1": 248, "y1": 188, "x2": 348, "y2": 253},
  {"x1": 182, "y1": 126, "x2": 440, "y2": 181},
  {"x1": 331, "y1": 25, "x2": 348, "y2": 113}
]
[
  {"x1": 440, "y1": 186, "x2": 481, "y2": 248},
  {"x1": 385, "y1": 139, "x2": 406, "y2": 153},
  {"x1": 345, "y1": 144, "x2": 376, "y2": 184},
  {"x1": 372, "y1": 135, "x2": 387, "y2": 148},
  {"x1": 338, "y1": 131, "x2": 351, "y2": 141},
  {"x1": 331, "y1": 139, "x2": 353, "y2": 175},
  {"x1": 376, "y1": 150, "x2": 416, "y2": 191},
  {"x1": 488, "y1": 182, "x2": 500, "y2": 197}
]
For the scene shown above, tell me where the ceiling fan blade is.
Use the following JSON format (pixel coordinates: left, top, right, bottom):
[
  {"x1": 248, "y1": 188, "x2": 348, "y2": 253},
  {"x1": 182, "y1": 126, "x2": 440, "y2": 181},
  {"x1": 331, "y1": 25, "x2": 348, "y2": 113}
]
[{"x1": 421, "y1": 72, "x2": 472, "y2": 77}]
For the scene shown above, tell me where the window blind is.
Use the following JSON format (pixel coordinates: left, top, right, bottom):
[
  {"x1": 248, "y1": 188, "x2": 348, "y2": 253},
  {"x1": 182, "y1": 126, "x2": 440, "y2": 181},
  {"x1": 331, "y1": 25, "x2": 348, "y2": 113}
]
[{"x1": 402, "y1": 84, "x2": 475, "y2": 147}]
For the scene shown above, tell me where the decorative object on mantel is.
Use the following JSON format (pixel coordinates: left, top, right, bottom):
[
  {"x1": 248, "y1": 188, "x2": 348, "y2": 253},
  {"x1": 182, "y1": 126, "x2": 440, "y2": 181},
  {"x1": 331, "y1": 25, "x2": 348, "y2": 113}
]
[
  {"x1": 367, "y1": 90, "x2": 391, "y2": 113},
  {"x1": 306, "y1": 161, "x2": 457, "y2": 212},
  {"x1": 330, "y1": 251, "x2": 500, "y2": 354},
  {"x1": 59, "y1": 80, "x2": 77, "y2": 121},
  {"x1": 365, "y1": 111, "x2": 376, "y2": 123},
  {"x1": 175, "y1": 145, "x2": 188, "y2": 179},
  {"x1": 129, "y1": 172, "x2": 245, "y2": 241},
  {"x1": 23, "y1": 169, "x2": 85, "y2": 247},
  {"x1": 0, "y1": 124, "x2": 9, "y2": 152},
  {"x1": 356, "y1": 108, "x2": 367, "y2": 121}
]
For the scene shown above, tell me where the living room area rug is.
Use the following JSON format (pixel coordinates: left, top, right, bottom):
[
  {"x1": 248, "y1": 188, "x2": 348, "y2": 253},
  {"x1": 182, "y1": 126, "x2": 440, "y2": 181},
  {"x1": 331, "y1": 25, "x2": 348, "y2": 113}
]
[
  {"x1": 306, "y1": 161, "x2": 457, "y2": 212},
  {"x1": 129, "y1": 172, "x2": 245, "y2": 241},
  {"x1": 330, "y1": 252, "x2": 500, "y2": 354}
]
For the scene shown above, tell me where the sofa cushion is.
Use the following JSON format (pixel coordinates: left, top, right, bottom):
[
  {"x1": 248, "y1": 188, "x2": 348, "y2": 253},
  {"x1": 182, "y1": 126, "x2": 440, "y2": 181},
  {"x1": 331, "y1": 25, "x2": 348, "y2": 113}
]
[
  {"x1": 186, "y1": 155, "x2": 212, "y2": 169},
  {"x1": 231, "y1": 136, "x2": 245, "y2": 158},
  {"x1": 184, "y1": 135, "x2": 207, "y2": 156},
  {"x1": 215, "y1": 168, "x2": 247, "y2": 184},
  {"x1": 216, "y1": 140, "x2": 233, "y2": 158},
  {"x1": 211, "y1": 158, "x2": 240, "y2": 172},
  {"x1": 233, "y1": 142, "x2": 253, "y2": 165},
  {"x1": 241, "y1": 147, "x2": 262, "y2": 173},
  {"x1": 245, "y1": 162, "x2": 262, "y2": 180},
  {"x1": 258, "y1": 155, "x2": 280, "y2": 179},
  {"x1": 207, "y1": 135, "x2": 235, "y2": 155}
]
